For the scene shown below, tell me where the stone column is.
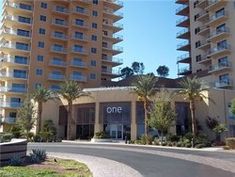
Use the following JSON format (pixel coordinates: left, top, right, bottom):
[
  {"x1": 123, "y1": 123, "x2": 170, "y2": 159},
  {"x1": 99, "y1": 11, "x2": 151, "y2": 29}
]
[
  {"x1": 94, "y1": 102, "x2": 102, "y2": 133},
  {"x1": 131, "y1": 101, "x2": 137, "y2": 140}
]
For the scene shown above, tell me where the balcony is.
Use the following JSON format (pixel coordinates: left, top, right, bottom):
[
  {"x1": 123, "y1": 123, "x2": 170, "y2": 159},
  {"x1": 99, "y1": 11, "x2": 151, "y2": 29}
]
[
  {"x1": 70, "y1": 75, "x2": 87, "y2": 82},
  {"x1": 196, "y1": 0, "x2": 208, "y2": 8},
  {"x1": 71, "y1": 35, "x2": 89, "y2": 42},
  {"x1": 0, "y1": 86, "x2": 27, "y2": 94},
  {"x1": 0, "y1": 55, "x2": 29, "y2": 67},
  {"x1": 177, "y1": 53, "x2": 191, "y2": 63},
  {"x1": 5, "y1": 2, "x2": 33, "y2": 14},
  {"x1": 52, "y1": 6, "x2": 69, "y2": 15},
  {"x1": 49, "y1": 59, "x2": 66, "y2": 68},
  {"x1": 197, "y1": 11, "x2": 209, "y2": 22},
  {"x1": 3, "y1": 15, "x2": 32, "y2": 27},
  {"x1": 50, "y1": 46, "x2": 67, "y2": 54},
  {"x1": 103, "y1": 22, "x2": 123, "y2": 33},
  {"x1": 207, "y1": 27, "x2": 230, "y2": 42},
  {"x1": 177, "y1": 41, "x2": 190, "y2": 51},
  {"x1": 0, "y1": 101, "x2": 23, "y2": 109},
  {"x1": 197, "y1": 55, "x2": 211, "y2": 64},
  {"x1": 176, "y1": 4, "x2": 189, "y2": 16},
  {"x1": 206, "y1": 0, "x2": 228, "y2": 11},
  {"x1": 70, "y1": 60, "x2": 87, "y2": 68},
  {"x1": 103, "y1": 8, "x2": 123, "y2": 22},
  {"x1": 0, "y1": 71, "x2": 28, "y2": 80},
  {"x1": 102, "y1": 56, "x2": 123, "y2": 66},
  {"x1": 207, "y1": 44, "x2": 231, "y2": 57},
  {"x1": 178, "y1": 66, "x2": 192, "y2": 76},
  {"x1": 1, "y1": 117, "x2": 16, "y2": 124},
  {"x1": 207, "y1": 11, "x2": 228, "y2": 26},
  {"x1": 176, "y1": 28, "x2": 190, "y2": 39},
  {"x1": 209, "y1": 62, "x2": 231, "y2": 73},
  {"x1": 1, "y1": 28, "x2": 31, "y2": 41},
  {"x1": 72, "y1": 8, "x2": 89, "y2": 16},
  {"x1": 103, "y1": 34, "x2": 123, "y2": 44},
  {"x1": 175, "y1": 0, "x2": 189, "y2": 4},
  {"x1": 0, "y1": 42, "x2": 30, "y2": 53},
  {"x1": 51, "y1": 32, "x2": 68, "y2": 41},
  {"x1": 71, "y1": 48, "x2": 88, "y2": 55},
  {"x1": 48, "y1": 73, "x2": 65, "y2": 81},
  {"x1": 72, "y1": 21, "x2": 89, "y2": 30},
  {"x1": 197, "y1": 40, "x2": 210, "y2": 50},
  {"x1": 176, "y1": 16, "x2": 189, "y2": 27},
  {"x1": 101, "y1": 68, "x2": 121, "y2": 77},
  {"x1": 198, "y1": 25, "x2": 209, "y2": 36},
  {"x1": 103, "y1": 0, "x2": 123, "y2": 11},
  {"x1": 102, "y1": 45, "x2": 123, "y2": 55},
  {"x1": 51, "y1": 19, "x2": 68, "y2": 28},
  {"x1": 215, "y1": 79, "x2": 232, "y2": 88}
]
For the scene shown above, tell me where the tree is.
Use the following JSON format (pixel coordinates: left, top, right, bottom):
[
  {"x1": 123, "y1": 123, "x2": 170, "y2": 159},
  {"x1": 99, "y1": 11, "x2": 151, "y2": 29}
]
[
  {"x1": 32, "y1": 87, "x2": 53, "y2": 134},
  {"x1": 179, "y1": 76, "x2": 208, "y2": 146},
  {"x1": 40, "y1": 119, "x2": 57, "y2": 142},
  {"x1": 231, "y1": 99, "x2": 235, "y2": 115},
  {"x1": 17, "y1": 96, "x2": 35, "y2": 140},
  {"x1": 57, "y1": 80, "x2": 90, "y2": 140},
  {"x1": 156, "y1": 65, "x2": 169, "y2": 77},
  {"x1": 120, "y1": 67, "x2": 134, "y2": 79},
  {"x1": 131, "y1": 62, "x2": 144, "y2": 75},
  {"x1": 132, "y1": 75, "x2": 157, "y2": 136}
]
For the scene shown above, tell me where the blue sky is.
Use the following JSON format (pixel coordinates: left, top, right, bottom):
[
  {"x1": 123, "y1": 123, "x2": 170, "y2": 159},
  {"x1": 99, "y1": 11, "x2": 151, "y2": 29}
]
[{"x1": 0, "y1": 0, "x2": 180, "y2": 78}]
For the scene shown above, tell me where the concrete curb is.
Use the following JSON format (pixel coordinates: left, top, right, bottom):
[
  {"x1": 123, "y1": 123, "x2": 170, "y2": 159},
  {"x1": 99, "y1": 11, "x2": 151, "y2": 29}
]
[{"x1": 48, "y1": 152, "x2": 143, "y2": 177}]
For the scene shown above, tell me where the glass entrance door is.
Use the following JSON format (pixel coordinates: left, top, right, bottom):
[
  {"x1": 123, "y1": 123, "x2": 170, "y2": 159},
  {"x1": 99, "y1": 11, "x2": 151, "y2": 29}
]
[{"x1": 110, "y1": 124, "x2": 123, "y2": 139}]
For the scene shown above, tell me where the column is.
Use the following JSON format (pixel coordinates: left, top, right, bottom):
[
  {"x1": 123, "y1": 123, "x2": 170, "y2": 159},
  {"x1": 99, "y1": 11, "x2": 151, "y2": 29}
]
[{"x1": 131, "y1": 101, "x2": 137, "y2": 140}]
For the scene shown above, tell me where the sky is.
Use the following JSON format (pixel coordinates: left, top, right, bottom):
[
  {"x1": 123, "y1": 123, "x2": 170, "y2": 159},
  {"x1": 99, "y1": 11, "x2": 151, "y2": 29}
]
[{"x1": 0, "y1": 0, "x2": 180, "y2": 78}]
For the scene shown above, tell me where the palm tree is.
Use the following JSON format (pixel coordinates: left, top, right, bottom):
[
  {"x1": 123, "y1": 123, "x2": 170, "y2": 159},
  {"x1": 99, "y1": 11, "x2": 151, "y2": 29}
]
[
  {"x1": 33, "y1": 87, "x2": 53, "y2": 134},
  {"x1": 179, "y1": 76, "x2": 208, "y2": 139},
  {"x1": 57, "y1": 80, "x2": 89, "y2": 140},
  {"x1": 132, "y1": 75, "x2": 157, "y2": 136}
]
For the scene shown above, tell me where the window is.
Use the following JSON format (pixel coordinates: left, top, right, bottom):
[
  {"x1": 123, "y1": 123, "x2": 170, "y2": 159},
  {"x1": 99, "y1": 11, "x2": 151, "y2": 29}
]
[
  {"x1": 215, "y1": 8, "x2": 225, "y2": 18},
  {"x1": 13, "y1": 69, "x2": 27, "y2": 78},
  {"x1": 91, "y1": 35, "x2": 97, "y2": 41},
  {"x1": 102, "y1": 42, "x2": 108, "y2": 48},
  {"x1": 194, "y1": 1, "x2": 199, "y2": 8},
  {"x1": 36, "y1": 68, "x2": 43, "y2": 76},
  {"x1": 37, "y1": 55, "x2": 44, "y2": 62},
  {"x1": 16, "y1": 42, "x2": 29, "y2": 50},
  {"x1": 216, "y1": 23, "x2": 226, "y2": 33},
  {"x1": 90, "y1": 73, "x2": 96, "y2": 80},
  {"x1": 19, "y1": 3, "x2": 32, "y2": 10},
  {"x1": 76, "y1": 6, "x2": 85, "y2": 13},
  {"x1": 103, "y1": 31, "x2": 108, "y2": 36},
  {"x1": 51, "y1": 85, "x2": 61, "y2": 91},
  {"x1": 92, "y1": 23, "x2": 97, "y2": 29},
  {"x1": 54, "y1": 31, "x2": 64, "y2": 38},
  {"x1": 17, "y1": 29, "x2": 30, "y2": 37},
  {"x1": 12, "y1": 83, "x2": 26, "y2": 92},
  {"x1": 91, "y1": 60, "x2": 96, "y2": 66},
  {"x1": 219, "y1": 74, "x2": 229, "y2": 83},
  {"x1": 38, "y1": 41, "x2": 44, "y2": 48},
  {"x1": 218, "y1": 56, "x2": 229, "y2": 66},
  {"x1": 217, "y1": 40, "x2": 227, "y2": 49},
  {"x1": 195, "y1": 41, "x2": 201, "y2": 48},
  {"x1": 72, "y1": 58, "x2": 83, "y2": 66},
  {"x1": 73, "y1": 45, "x2": 83, "y2": 52},
  {"x1": 196, "y1": 69, "x2": 202, "y2": 73},
  {"x1": 75, "y1": 19, "x2": 84, "y2": 26},
  {"x1": 196, "y1": 55, "x2": 201, "y2": 62},
  {"x1": 195, "y1": 27, "x2": 200, "y2": 34},
  {"x1": 39, "y1": 28, "x2": 46, "y2": 35},
  {"x1": 18, "y1": 16, "x2": 31, "y2": 24},
  {"x1": 56, "y1": 6, "x2": 67, "y2": 13},
  {"x1": 15, "y1": 56, "x2": 27, "y2": 64},
  {"x1": 93, "y1": 0, "x2": 98, "y2": 5},
  {"x1": 35, "y1": 83, "x2": 42, "y2": 89},
  {"x1": 41, "y1": 2, "x2": 47, "y2": 9},
  {"x1": 92, "y1": 11, "x2": 98, "y2": 16},
  {"x1": 91, "y1": 48, "x2": 97, "y2": 53},
  {"x1": 40, "y1": 15, "x2": 46, "y2": 22},
  {"x1": 194, "y1": 14, "x2": 199, "y2": 21},
  {"x1": 75, "y1": 32, "x2": 83, "y2": 39}
]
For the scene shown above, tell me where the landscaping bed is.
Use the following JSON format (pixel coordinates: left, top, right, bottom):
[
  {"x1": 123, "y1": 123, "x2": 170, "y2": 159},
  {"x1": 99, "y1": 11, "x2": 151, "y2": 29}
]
[{"x1": 0, "y1": 157, "x2": 92, "y2": 177}]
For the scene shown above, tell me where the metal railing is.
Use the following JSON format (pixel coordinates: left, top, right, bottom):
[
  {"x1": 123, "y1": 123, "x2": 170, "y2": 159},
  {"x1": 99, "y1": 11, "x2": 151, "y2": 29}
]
[
  {"x1": 50, "y1": 59, "x2": 66, "y2": 66},
  {"x1": 176, "y1": 28, "x2": 189, "y2": 37},
  {"x1": 176, "y1": 16, "x2": 189, "y2": 25},
  {"x1": 0, "y1": 55, "x2": 29, "y2": 65},
  {"x1": 176, "y1": 4, "x2": 188, "y2": 14},
  {"x1": 51, "y1": 46, "x2": 67, "y2": 53},
  {"x1": 70, "y1": 75, "x2": 87, "y2": 82},
  {"x1": 177, "y1": 53, "x2": 190, "y2": 62},
  {"x1": 209, "y1": 62, "x2": 231, "y2": 72},
  {"x1": 102, "y1": 56, "x2": 123, "y2": 63},
  {"x1": 48, "y1": 73, "x2": 65, "y2": 80},
  {"x1": 0, "y1": 86, "x2": 27, "y2": 93},
  {"x1": 177, "y1": 41, "x2": 190, "y2": 49},
  {"x1": 0, "y1": 101, "x2": 23, "y2": 108},
  {"x1": 209, "y1": 27, "x2": 229, "y2": 38},
  {"x1": 208, "y1": 44, "x2": 230, "y2": 55}
]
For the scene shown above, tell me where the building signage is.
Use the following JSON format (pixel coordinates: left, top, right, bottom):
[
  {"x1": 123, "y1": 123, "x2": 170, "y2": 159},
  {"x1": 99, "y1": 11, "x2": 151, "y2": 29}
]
[{"x1": 106, "y1": 106, "x2": 122, "y2": 114}]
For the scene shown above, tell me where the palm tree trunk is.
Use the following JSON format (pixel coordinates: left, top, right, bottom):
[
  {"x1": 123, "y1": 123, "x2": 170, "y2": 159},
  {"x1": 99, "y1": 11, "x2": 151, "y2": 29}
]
[
  {"x1": 67, "y1": 101, "x2": 73, "y2": 140},
  {"x1": 144, "y1": 100, "x2": 148, "y2": 136},
  {"x1": 190, "y1": 100, "x2": 196, "y2": 147},
  {"x1": 36, "y1": 102, "x2": 42, "y2": 134}
]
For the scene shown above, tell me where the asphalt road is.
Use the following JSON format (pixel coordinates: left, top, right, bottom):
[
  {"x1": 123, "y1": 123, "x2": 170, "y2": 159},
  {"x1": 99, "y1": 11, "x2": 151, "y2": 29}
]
[{"x1": 28, "y1": 143, "x2": 235, "y2": 177}]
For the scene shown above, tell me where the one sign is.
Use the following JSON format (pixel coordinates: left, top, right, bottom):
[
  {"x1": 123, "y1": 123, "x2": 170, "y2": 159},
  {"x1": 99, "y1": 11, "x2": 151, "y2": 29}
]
[{"x1": 106, "y1": 106, "x2": 122, "y2": 114}]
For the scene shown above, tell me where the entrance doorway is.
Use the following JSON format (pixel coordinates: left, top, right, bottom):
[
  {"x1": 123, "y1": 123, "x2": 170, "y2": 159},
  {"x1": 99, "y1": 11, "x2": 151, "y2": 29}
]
[{"x1": 110, "y1": 124, "x2": 123, "y2": 139}]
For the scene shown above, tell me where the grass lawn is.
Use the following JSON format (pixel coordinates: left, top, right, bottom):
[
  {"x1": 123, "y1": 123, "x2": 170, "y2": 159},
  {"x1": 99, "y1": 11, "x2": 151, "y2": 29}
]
[{"x1": 0, "y1": 158, "x2": 92, "y2": 177}]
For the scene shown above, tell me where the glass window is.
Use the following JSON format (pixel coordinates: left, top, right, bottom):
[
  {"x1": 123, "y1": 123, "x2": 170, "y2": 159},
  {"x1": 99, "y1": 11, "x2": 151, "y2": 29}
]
[
  {"x1": 35, "y1": 83, "x2": 42, "y2": 89},
  {"x1": 93, "y1": 0, "x2": 98, "y2": 5},
  {"x1": 75, "y1": 32, "x2": 83, "y2": 39},
  {"x1": 74, "y1": 45, "x2": 83, "y2": 52},
  {"x1": 91, "y1": 48, "x2": 97, "y2": 53},
  {"x1": 15, "y1": 56, "x2": 27, "y2": 64},
  {"x1": 18, "y1": 16, "x2": 31, "y2": 24},
  {"x1": 13, "y1": 69, "x2": 27, "y2": 78},
  {"x1": 92, "y1": 23, "x2": 97, "y2": 29},
  {"x1": 55, "y1": 18, "x2": 65, "y2": 25},
  {"x1": 92, "y1": 11, "x2": 98, "y2": 16},
  {"x1": 11, "y1": 83, "x2": 26, "y2": 92},
  {"x1": 38, "y1": 41, "x2": 44, "y2": 48},
  {"x1": 91, "y1": 35, "x2": 97, "y2": 41},
  {"x1": 75, "y1": 19, "x2": 84, "y2": 26},
  {"x1": 39, "y1": 28, "x2": 46, "y2": 34},
  {"x1": 19, "y1": 3, "x2": 32, "y2": 10},
  {"x1": 17, "y1": 29, "x2": 30, "y2": 37},
  {"x1": 90, "y1": 60, "x2": 96, "y2": 66},
  {"x1": 36, "y1": 68, "x2": 43, "y2": 76},
  {"x1": 37, "y1": 55, "x2": 44, "y2": 62},
  {"x1": 16, "y1": 42, "x2": 29, "y2": 50},
  {"x1": 40, "y1": 15, "x2": 46, "y2": 22},
  {"x1": 76, "y1": 6, "x2": 85, "y2": 13},
  {"x1": 90, "y1": 73, "x2": 96, "y2": 80},
  {"x1": 41, "y1": 2, "x2": 47, "y2": 9}
]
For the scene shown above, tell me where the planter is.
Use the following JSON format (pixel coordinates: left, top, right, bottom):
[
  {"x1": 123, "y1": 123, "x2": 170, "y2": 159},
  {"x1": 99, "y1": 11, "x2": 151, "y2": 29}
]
[
  {"x1": 0, "y1": 139, "x2": 27, "y2": 166},
  {"x1": 91, "y1": 138, "x2": 113, "y2": 143}
]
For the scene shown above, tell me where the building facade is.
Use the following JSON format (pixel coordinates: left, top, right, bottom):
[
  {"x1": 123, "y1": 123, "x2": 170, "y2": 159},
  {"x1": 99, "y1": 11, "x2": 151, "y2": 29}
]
[
  {"x1": 0, "y1": 0, "x2": 123, "y2": 125},
  {"x1": 176, "y1": 0, "x2": 235, "y2": 89},
  {"x1": 41, "y1": 87, "x2": 235, "y2": 140}
]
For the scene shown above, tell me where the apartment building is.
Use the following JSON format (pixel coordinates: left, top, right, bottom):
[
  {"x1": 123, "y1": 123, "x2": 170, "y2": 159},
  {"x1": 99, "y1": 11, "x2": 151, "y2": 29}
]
[
  {"x1": 0, "y1": 0, "x2": 123, "y2": 126},
  {"x1": 176, "y1": 0, "x2": 235, "y2": 89}
]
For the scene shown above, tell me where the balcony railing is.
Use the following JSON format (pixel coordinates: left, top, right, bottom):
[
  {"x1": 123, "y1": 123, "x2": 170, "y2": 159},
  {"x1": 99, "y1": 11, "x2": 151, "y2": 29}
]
[
  {"x1": 105, "y1": 0, "x2": 123, "y2": 7},
  {"x1": 6, "y1": 2, "x2": 33, "y2": 11},
  {"x1": 1, "y1": 28, "x2": 31, "y2": 38},
  {"x1": 102, "y1": 68, "x2": 120, "y2": 75},
  {"x1": 215, "y1": 79, "x2": 232, "y2": 88},
  {"x1": 73, "y1": 21, "x2": 89, "y2": 28},
  {"x1": 209, "y1": 62, "x2": 231, "y2": 72},
  {"x1": 73, "y1": 8, "x2": 89, "y2": 15},
  {"x1": 0, "y1": 86, "x2": 27, "y2": 93},
  {"x1": 70, "y1": 60, "x2": 87, "y2": 67},
  {"x1": 177, "y1": 41, "x2": 190, "y2": 50},
  {"x1": 0, "y1": 101, "x2": 23, "y2": 108},
  {"x1": 209, "y1": 27, "x2": 229, "y2": 38},
  {"x1": 178, "y1": 66, "x2": 191, "y2": 75},
  {"x1": 51, "y1": 46, "x2": 67, "y2": 53},
  {"x1": 71, "y1": 35, "x2": 88, "y2": 41},
  {"x1": 208, "y1": 44, "x2": 230, "y2": 55},
  {"x1": 51, "y1": 32, "x2": 67, "y2": 40},
  {"x1": 176, "y1": 16, "x2": 189, "y2": 26},
  {"x1": 0, "y1": 42, "x2": 30, "y2": 51},
  {"x1": 177, "y1": 53, "x2": 190, "y2": 62},
  {"x1": 103, "y1": 8, "x2": 123, "y2": 17},
  {"x1": 5, "y1": 15, "x2": 32, "y2": 25},
  {"x1": 52, "y1": 20, "x2": 68, "y2": 27},
  {"x1": 1, "y1": 117, "x2": 16, "y2": 124},
  {"x1": 0, "y1": 55, "x2": 29, "y2": 65},
  {"x1": 71, "y1": 48, "x2": 87, "y2": 54},
  {"x1": 176, "y1": 28, "x2": 189, "y2": 38},
  {"x1": 53, "y1": 6, "x2": 69, "y2": 14},
  {"x1": 176, "y1": 4, "x2": 188, "y2": 14},
  {"x1": 70, "y1": 75, "x2": 87, "y2": 82},
  {"x1": 50, "y1": 59, "x2": 66, "y2": 67},
  {"x1": 0, "y1": 71, "x2": 28, "y2": 79},
  {"x1": 209, "y1": 11, "x2": 228, "y2": 22},
  {"x1": 102, "y1": 56, "x2": 123, "y2": 64},
  {"x1": 48, "y1": 73, "x2": 65, "y2": 81}
]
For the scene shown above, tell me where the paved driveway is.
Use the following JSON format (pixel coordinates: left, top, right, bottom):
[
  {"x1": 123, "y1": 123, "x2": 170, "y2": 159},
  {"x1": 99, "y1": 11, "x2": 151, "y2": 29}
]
[{"x1": 28, "y1": 143, "x2": 235, "y2": 177}]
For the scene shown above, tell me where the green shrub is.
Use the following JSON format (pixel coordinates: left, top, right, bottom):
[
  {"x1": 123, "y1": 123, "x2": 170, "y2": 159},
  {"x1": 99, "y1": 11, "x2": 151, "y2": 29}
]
[
  {"x1": 30, "y1": 149, "x2": 47, "y2": 161},
  {"x1": 0, "y1": 133, "x2": 13, "y2": 143},
  {"x1": 185, "y1": 143, "x2": 192, "y2": 148},
  {"x1": 195, "y1": 143, "x2": 206, "y2": 149},
  {"x1": 167, "y1": 142, "x2": 173, "y2": 146},
  {"x1": 176, "y1": 142, "x2": 182, "y2": 147},
  {"x1": 11, "y1": 126, "x2": 22, "y2": 138},
  {"x1": 140, "y1": 135, "x2": 153, "y2": 145},
  {"x1": 161, "y1": 142, "x2": 167, "y2": 146},
  {"x1": 94, "y1": 131, "x2": 110, "y2": 139},
  {"x1": 184, "y1": 132, "x2": 193, "y2": 141},
  {"x1": 33, "y1": 134, "x2": 42, "y2": 142},
  {"x1": 223, "y1": 146, "x2": 230, "y2": 150},
  {"x1": 29, "y1": 153, "x2": 41, "y2": 163},
  {"x1": 225, "y1": 138, "x2": 235, "y2": 149},
  {"x1": 194, "y1": 134, "x2": 211, "y2": 147},
  {"x1": 9, "y1": 154, "x2": 23, "y2": 166},
  {"x1": 154, "y1": 138, "x2": 160, "y2": 145},
  {"x1": 167, "y1": 134, "x2": 180, "y2": 142}
]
